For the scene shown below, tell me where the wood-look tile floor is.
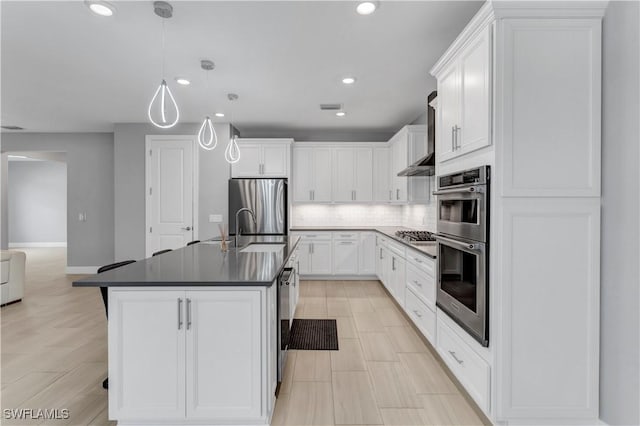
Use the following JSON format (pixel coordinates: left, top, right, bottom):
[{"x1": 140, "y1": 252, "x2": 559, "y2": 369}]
[
  {"x1": 1, "y1": 248, "x2": 114, "y2": 426},
  {"x1": 1, "y1": 249, "x2": 487, "y2": 426},
  {"x1": 274, "y1": 280, "x2": 488, "y2": 426}
]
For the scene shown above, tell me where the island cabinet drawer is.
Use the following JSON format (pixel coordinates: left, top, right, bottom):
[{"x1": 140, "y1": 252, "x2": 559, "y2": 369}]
[
  {"x1": 406, "y1": 263, "x2": 436, "y2": 307},
  {"x1": 405, "y1": 289, "x2": 436, "y2": 344},
  {"x1": 406, "y1": 250, "x2": 435, "y2": 276},
  {"x1": 332, "y1": 231, "x2": 359, "y2": 240},
  {"x1": 436, "y1": 316, "x2": 490, "y2": 413}
]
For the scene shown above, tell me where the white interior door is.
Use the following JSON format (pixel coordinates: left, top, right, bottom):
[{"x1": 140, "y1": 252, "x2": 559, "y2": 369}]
[{"x1": 146, "y1": 136, "x2": 197, "y2": 257}]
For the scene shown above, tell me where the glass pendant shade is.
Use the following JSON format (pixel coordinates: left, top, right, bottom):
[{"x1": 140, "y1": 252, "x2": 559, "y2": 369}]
[
  {"x1": 197, "y1": 116, "x2": 218, "y2": 150},
  {"x1": 224, "y1": 136, "x2": 241, "y2": 164},
  {"x1": 148, "y1": 79, "x2": 179, "y2": 129}
]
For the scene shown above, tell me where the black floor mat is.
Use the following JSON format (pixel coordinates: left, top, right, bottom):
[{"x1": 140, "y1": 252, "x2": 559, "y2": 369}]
[{"x1": 289, "y1": 319, "x2": 339, "y2": 350}]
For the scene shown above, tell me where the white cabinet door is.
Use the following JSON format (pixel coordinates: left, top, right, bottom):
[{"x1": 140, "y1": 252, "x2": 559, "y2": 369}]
[
  {"x1": 333, "y1": 240, "x2": 359, "y2": 275},
  {"x1": 391, "y1": 139, "x2": 408, "y2": 202},
  {"x1": 359, "y1": 232, "x2": 376, "y2": 275},
  {"x1": 296, "y1": 240, "x2": 312, "y2": 275},
  {"x1": 387, "y1": 253, "x2": 406, "y2": 308},
  {"x1": 373, "y1": 147, "x2": 392, "y2": 202},
  {"x1": 354, "y1": 148, "x2": 373, "y2": 202},
  {"x1": 109, "y1": 290, "x2": 186, "y2": 421},
  {"x1": 436, "y1": 63, "x2": 460, "y2": 163},
  {"x1": 231, "y1": 143, "x2": 262, "y2": 177},
  {"x1": 310, "y1": 241, "x2": 332, "y2": 275},
  {"x1": 293, "y1": 148, "x2": 314, "y2": 202},
  {"x1": 185, "y1": 290, "x2": 262, "y2": 420},
  {"x1": 333, "y1": 148, "x2": 356, "y2": 202},
  {"x1": 262, "y1": 144, "x2": 289, "y2": 177},
  {"x1": 313, "y1": 148, "x2": 333, "y2": 202},
  {"x1": 458, "y1": 26, "x2": 491, "y2": 155}
]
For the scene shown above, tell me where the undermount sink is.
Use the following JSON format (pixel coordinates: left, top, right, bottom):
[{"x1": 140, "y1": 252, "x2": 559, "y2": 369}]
[{"x1": 240, "y1": 243, "x2": 286, "y2": 253}]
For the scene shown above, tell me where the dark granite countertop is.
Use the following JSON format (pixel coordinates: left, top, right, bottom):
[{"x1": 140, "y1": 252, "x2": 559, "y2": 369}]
[
  {"x1": 290, "y1": 226, "x2": 437, "y2": 259},
  {"x1": 73, "y1": 236, "x2": 300, "y2": 288}
]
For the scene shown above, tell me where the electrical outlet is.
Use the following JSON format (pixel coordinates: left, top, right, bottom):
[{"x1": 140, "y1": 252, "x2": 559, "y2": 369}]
[{"x1": 209, "y1": 214, "x2": 223, "y2": 223}]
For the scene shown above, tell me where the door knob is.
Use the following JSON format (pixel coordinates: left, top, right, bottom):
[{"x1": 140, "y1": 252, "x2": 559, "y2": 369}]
[{"x1": 182, "y1": 226, "x2": 192, "y2": 231}]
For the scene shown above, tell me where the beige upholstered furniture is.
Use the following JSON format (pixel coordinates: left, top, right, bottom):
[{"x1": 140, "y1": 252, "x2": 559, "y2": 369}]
[{"x1": 1, "y1": 250, "x2": 25, "y2": 306}]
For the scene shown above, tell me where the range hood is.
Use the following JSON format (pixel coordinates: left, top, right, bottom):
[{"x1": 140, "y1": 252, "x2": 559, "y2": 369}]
[
  {"x1": 397, "y1": 151, "x2": 435, "y2": 176},
  {"x1": 397, "y1": 90, "x2": 437, "y2": 177}
]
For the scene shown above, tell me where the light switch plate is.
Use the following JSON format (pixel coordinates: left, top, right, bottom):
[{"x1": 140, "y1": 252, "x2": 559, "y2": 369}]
[{"x1": 209, "y1": 214, "x2": 223, "y2": 223}]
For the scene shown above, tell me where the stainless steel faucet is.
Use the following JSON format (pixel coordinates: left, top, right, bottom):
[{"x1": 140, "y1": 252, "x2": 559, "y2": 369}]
[{"x1": 235, "y1": 208, "x2": 256, "y2": 247}]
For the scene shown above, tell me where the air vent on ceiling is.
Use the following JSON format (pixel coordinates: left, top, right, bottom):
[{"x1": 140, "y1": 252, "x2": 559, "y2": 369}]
[
  {"x1": 1, "y1": 125, "x2": 24, "y2": 130},
  {"x1": 319, "y1": 103, "x2": 342, "y2": 111}
]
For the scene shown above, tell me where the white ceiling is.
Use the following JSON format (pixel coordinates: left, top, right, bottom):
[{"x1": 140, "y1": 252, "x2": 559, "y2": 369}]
[{"x1": 1, "y1": 1, "x2": 482, "y2": 135}]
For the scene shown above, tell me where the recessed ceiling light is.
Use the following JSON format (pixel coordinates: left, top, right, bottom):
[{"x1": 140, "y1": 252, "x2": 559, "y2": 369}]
[
  {"x1": 85, "y1": 1, "x2": 116, "y2": 17},
  {"x1": 175, "y1": 77, "x2": 190, "y2": 86},
  {"x1": 342, "y1": 77, "x2": 356, "y2": 85},
  {"x1": 336, "y1": 111, "x2": 346, "y2": 117},
  {"x1": 215, "y1": 113, "x2": 225, "y2": 118},
  {"x1": 356, "y1": 1, "x2": 377, "y2": 15}
]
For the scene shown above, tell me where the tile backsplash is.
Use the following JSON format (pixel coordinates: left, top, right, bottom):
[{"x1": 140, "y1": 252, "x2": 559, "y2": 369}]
[{"x1": 291, "y1": 202, "x2": 436, "y2": 231}]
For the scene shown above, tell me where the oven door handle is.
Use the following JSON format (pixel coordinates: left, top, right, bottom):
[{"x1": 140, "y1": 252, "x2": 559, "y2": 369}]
[
  {"x1": 432, "y1": 186, "x2": 485, "y2": 196},
  {"x1": 435, "y1": 235, "x2": 485, "y2": 253}
]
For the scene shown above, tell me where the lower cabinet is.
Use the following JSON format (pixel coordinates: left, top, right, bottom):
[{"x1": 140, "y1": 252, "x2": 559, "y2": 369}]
[
  {"x1": 109, "y1": 287, "x2": 275, "y2": 424},
  {"x1": 293, "y1": 231, "x2": 376, "y2": 277},
  {"x1": 333, "y1": 239, "x2": 359, "y2": 275}
]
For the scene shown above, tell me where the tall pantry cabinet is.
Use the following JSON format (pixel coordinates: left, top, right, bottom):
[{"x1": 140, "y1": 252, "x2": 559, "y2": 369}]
[{"x1": 430, "y1": 2, "x2": 605, "y2": 424}]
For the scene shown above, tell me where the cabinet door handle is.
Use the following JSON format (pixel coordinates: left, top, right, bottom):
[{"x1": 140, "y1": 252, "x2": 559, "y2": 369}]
[
  {"x1": 413, "y1": 309, "x2": 423, "y2": 318},
  {"x1": 389, "y1": 190, "x2": 392, "y2": 200},
  {"x1": 413, "y1": 279, "x2": 422, "y2": 287},
  {"x1": 392, "y1": 257, "x2": 396, "y2": 271},
  {"x1": 186, "y1": 298, "x2": 192, "y2": 330},
  {"x1": 311, "y1": 243, "x2": 314, "y2": 254},
  {"x1": 451, "y1": 126, "x2": 456, "y2": 151},
  {"x1": 396, "y1": 189, "x2": 400, "y2": 200},
  {"x1": 177, "y1": 298, "x2": 183, "y2": 330},
  {"x1": 309, "y1": 190, "x2": 313, "y2": 201},
  {"x1": 340, "y1": 241, "x2": 353, "y2": 245},
  {"x1": 312, "y1": 190, "x2": 315, "y2": 201},
  {"x1": 454, "y1": 126, "x2": 461, "y2": 149},
  {"x1": 379, "y1": 248, "x2": 383, "y2": 259},
  {"x1": 448, "y1": 350, "x2": 464, "y2": 365}
]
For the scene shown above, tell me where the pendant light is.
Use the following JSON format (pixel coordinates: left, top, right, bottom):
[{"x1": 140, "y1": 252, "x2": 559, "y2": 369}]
[
  {"x1": 197, "y1": 60, "x2": 218, "y2": 150},
  {"x1": 148, "y1": 1, "x2": 179, "y2": 129},
  {"x1": 224, "y1": 93, "x2": 241, "y2": 164}
]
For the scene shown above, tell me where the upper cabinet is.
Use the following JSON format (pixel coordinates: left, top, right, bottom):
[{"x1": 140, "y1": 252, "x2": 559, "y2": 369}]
[
  {"x1": 231, "y1": 139, "x2": 292, "y2": 178},
  {"x1": 373, "y1": 147, "x2": 392, "y2": 202},
  {"x1": 389, "y1": 125, "x2": 428, "y2": 203},
  {"x1": 434, "y1": 26, "x2": 491, "y2": 163},
  {"x1": 333, "y1": 148, "x2": 373, "y2": 202},
  {"x1": 292, "y1": 147, "x2": 332, "y2": 202}
]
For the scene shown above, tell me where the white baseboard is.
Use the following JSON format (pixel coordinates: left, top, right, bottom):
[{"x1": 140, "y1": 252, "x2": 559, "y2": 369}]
[
  {"x1": 9, "y1": 242, "x2": 67, "y2": 248},
  {"x1": 66, "y1": 266, "x2": 98, "y2": 275}
]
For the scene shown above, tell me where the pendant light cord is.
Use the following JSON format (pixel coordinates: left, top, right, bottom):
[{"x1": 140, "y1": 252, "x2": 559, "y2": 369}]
[{"x1": 161, "y1": 18, "x2": 166, "y2": 79}]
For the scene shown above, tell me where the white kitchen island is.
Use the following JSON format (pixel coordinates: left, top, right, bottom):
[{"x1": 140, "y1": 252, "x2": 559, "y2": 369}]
[{"x1": 73, "y1": 236, "x2": 299, "y2": 426}]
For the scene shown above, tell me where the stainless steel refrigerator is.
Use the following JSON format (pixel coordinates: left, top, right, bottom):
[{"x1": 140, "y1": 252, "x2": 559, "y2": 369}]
[{"x1": 229, "y1": 178, "x2": 287, "y2": 236}]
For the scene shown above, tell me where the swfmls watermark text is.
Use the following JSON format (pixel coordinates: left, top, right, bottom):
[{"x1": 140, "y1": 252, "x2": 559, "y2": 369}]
[{"x1": 3, "y1": 408, "x2": 70, "y2": 420}]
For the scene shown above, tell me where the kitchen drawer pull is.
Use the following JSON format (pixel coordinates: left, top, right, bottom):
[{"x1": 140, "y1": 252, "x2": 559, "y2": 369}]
[
  {"x1": 340, "y1": 241, "x2": 353, "y2": 245},
  {"x1": 448, "y1": 350, "x2": 464, "y2": 365},
  {"x1": 413, "y1": 309, "x2": 423, "y2": 318},
  {"x1": 177, "y1": 298, "x2": 183, "y2": 330}
]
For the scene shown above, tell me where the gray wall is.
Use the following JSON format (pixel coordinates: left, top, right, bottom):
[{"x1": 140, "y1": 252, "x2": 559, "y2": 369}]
[
  {"x1": 600, "y1": 1, "x2": 640, "y2": 424},
  {"x1": 1, "y1": 133, "x2": 114, "y2": 267},
  {"x1": 8, "y1": 160, "x2": 67, "y2": 244},
  {"x1": 114, "y1": 123, "x2": 232, "y2": 261}
]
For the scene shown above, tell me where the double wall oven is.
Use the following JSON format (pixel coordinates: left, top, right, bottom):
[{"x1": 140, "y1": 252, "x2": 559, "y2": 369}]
[{"x1": 434, "y1": 166, "x2": 490, "y2": 347}]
